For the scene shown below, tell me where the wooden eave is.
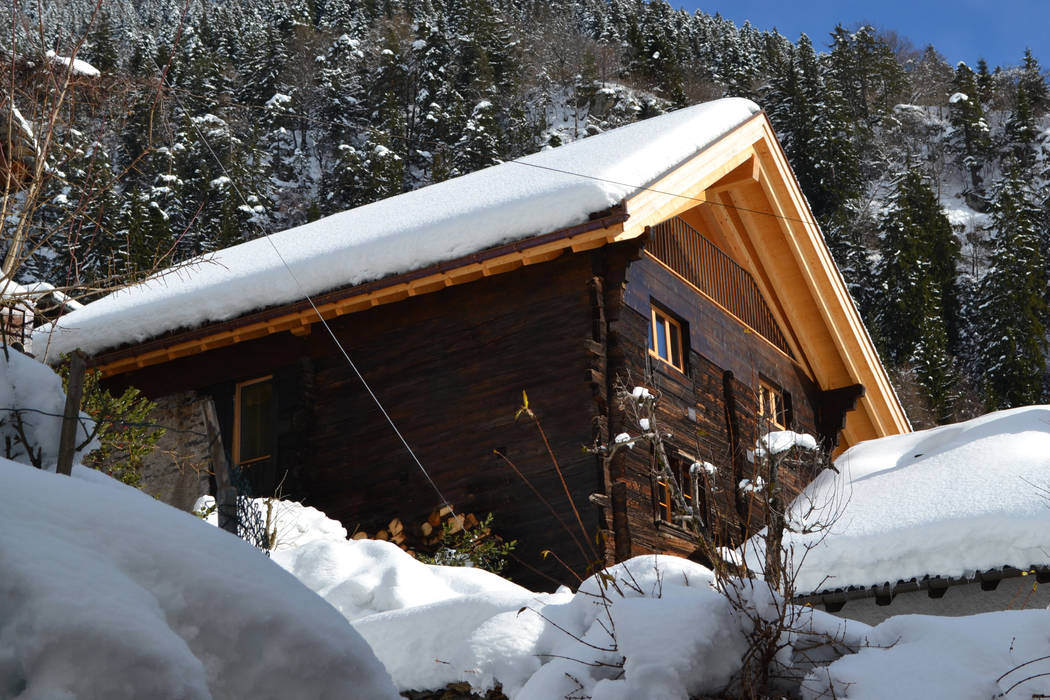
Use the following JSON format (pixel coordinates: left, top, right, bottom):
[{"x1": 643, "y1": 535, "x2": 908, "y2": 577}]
[
  {"x1": 620, "y1": 112, "x2": 910, "y2": 449},
  {"x1": 89, "y1": 207, "x2": 629, "y2": 377}
]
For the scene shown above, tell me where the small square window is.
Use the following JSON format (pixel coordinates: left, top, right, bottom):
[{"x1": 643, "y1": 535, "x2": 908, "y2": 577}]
[
  {"x1": 648, "y1": 306, "x2": 684, "y2": 371},
  {"x1": 758, "y1": 380, "x2": 788, "y2": 430}
]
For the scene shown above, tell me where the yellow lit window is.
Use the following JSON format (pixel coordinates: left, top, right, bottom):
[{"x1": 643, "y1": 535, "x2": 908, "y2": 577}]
[
  {"x1": 648, "y1": 306, "x2": 684, "y2": 371},
  {"x1": 758, "y1": 380, "x2": 787, "y2": 430},
  {"x1": 656, "y1": 450, "x2": 696, "y2": 523}
]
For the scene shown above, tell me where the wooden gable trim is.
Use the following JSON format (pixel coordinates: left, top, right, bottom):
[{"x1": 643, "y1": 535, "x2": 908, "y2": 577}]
[
  {"x1": 621, "y1": 112, "x2": 909, "y2": 447},
  {"x1": 91, "y1": 208, "x2": 628, "y2": 377}
]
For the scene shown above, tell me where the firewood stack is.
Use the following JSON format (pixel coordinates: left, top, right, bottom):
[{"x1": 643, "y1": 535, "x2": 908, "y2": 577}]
[{"x1": 348, "y1": 504, "x2": 482, "y2": 555}]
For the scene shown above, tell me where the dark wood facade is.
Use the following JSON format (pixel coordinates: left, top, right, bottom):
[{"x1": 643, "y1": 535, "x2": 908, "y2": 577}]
[
  {"x1": 112, "y1": 249, "x2": 609, "y2": 588},
  {"x1": 107, "y1": 215, "x2": 861, "y2": 590}
]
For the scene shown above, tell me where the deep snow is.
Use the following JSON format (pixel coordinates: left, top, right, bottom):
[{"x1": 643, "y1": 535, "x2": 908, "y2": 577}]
[
  {"x1": 0, "y1": 350, "x2": 398, "y2": 700},
  {"x1": 770, "y1": 405, "x2": 1050, "y2": 594}
]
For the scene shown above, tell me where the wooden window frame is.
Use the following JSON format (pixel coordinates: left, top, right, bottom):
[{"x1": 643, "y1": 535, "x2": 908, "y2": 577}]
[
  {"x1": 655, "y1": 448, "x2": 698, "y2": 528},
  {"x1": 648, "y1": 305, "x2": 685, "y2": 372},
  {"x1": 233, "y1": 375, "x2": 274, "y2": 467},
  {"x1": 758, "y1": 378, "x2": 788, "y2": 430}
]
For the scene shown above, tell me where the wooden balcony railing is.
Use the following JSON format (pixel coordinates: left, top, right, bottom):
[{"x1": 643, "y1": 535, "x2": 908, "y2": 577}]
[{"x1": 648, "y1": 217, "x2": 792, "y2": 357}]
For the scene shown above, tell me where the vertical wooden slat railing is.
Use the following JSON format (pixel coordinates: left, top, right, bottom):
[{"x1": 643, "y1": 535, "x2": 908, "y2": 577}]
[{"x1": 648, "y1": 217, "x2": 792, "y2": 357}]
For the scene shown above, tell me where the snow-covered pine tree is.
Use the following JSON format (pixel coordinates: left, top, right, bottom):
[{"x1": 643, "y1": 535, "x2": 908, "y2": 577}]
[
  {"x1": 973, "y1": 167, "x2": 1048, "y2": 408},
  {"x1": 1017, "y1": 48, "x2": 1050, "y2": 115},
  {"x1": 762, "y1": 33, "x2": 860, "y2": 223},
  {"x1": 826, "y1": 24, "x2": 907, "y2": 130},
  {"x1": 948, "y1": 62, "x2": 992, "y2": 191},
  {"x1": 874, "y1": 166, "x2": 960, "y2": 365}
]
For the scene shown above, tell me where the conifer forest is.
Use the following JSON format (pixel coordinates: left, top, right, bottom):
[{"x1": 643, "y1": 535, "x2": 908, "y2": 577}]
[{"x1": 7, "y1": 0, "x2": 1050, "y2": 426}]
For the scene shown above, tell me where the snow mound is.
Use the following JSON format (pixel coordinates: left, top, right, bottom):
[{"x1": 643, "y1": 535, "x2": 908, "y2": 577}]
[
  {"x1": 779, "y1": 406, "x2": 1050, "y2": 593},
  {"x1": 1, "y1": 463, "x2": 398, "y2": 699},
  {"x1": 804, "y1": 609, "x2": 1050, "y2": 699},
  {"x1": 196, "y1": 495, "x2": 532, "y2": 622},
  {"x1": 37, "y1": 98, "x2": 759, "y2": 360},
  {"x1": 208, "y1": 500, "x2": 759, "y2": 697}
]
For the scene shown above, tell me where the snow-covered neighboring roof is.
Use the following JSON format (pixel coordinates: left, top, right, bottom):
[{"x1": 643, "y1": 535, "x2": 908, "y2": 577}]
[
  {"x1": 777, "y1": 406, "x2": 1050, "y2": 594},
  {"x1": 35, "y1": 98, "x2": 760, "y2": 360}
]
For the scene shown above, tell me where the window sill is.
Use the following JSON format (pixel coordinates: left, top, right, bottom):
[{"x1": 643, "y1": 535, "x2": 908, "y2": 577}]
[{"x1": 655, "y1": 519, "x2": 696, "y2": 541}]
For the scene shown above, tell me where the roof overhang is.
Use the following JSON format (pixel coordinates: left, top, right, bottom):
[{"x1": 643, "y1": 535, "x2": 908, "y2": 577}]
[{"x1": 87, "y1": 206, "x2": 629, "y2": 377}]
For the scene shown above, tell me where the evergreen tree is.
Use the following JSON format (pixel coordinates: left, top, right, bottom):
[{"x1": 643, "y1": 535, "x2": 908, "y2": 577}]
[
  {"x1": 973, "y1": 169, "x2": 1048, "y2": 408},
  {"x1": 84, "y1": 11, "x2": 120, "y2": 74},
  {"x1": 1002, "y1": 84, "x2": 1037, "y2": 168},
  {"x1": 874, "y1": 166, "x2": 960, "y2": 364},
  {"x1": 948, "y1": 62, "x2": 992, "y2": 190},
  {"x1": 826, "y1": 25, "x2": 907, "y2": 129},
  {"x1": 762, "y1": 34, "x2": 860, "y2": 223},
  {"x1": 1018, "y1": 48, "x2": 1050, "y2": 115}
]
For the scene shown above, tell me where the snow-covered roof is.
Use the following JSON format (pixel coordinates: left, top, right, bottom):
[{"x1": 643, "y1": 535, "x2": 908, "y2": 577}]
[
  {"x1": 35, "y1": 98, "x2": 760, "y2": 360},
  {"x1": 777, "y1": 406, "x2": 1050, "y2": 594}
]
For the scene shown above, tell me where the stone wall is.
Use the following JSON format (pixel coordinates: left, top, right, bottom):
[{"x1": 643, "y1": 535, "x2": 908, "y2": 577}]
[{"x1": 138, "y1": 391, "x2": 216, "y2": 512}]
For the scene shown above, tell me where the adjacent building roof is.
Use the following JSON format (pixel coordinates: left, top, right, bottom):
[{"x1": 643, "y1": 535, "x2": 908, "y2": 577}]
[{"x1": 779, "y1": 406, "x2": 1050, "y2": 595}]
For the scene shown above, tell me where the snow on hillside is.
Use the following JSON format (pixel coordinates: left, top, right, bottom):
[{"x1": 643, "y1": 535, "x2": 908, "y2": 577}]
[
  {"x1": 35, "y1": 98, "x2": 759, "y2": 361},
  {"x1": 769, "y1": 405, "x2": 1050, "y2": 594}
]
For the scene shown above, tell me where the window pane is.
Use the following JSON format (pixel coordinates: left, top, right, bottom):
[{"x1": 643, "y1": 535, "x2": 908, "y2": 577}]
[
  {"x1": 655, "y1": 316, "x2": 668, "y2": 359},
  {"x1": 239, "y1": 381, "x2": 273, "y2": 463},
  {"x1": 669, "y1": 322, "x2": 681, "y2": 368}
]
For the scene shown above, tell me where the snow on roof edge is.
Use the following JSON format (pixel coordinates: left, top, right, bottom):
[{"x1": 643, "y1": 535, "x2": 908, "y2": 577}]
[{"x1": 36, "y1": 98, "x2": 760, "y2": 361}]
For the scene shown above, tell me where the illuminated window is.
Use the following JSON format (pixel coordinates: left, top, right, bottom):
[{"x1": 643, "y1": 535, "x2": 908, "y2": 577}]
[
  {"x1": 656, "y1": 450, "x2": 697, "y2": 524},
  {"x1": 234, "y1": 376, "x2": 274, "y2": 468},
  {"x1": 758, "y1": 380, "x2": 788, "y2": 430},
  {"x1": 648, "y1": 306, "x2": 684, "y2": 371}
]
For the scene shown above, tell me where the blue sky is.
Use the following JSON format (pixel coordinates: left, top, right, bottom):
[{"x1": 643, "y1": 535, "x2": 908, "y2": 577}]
[{"x1": 682, "y1": 1, "x2": 1046, "y2": 70}]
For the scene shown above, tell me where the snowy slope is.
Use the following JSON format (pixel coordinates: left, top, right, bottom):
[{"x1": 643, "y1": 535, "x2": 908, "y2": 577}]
[
  {"x1": 35, "y1": 98, "x2": 759, "y2": 361},
  {"x1": 776, "y1": 406, "x2": 1050, "y2": 594}
]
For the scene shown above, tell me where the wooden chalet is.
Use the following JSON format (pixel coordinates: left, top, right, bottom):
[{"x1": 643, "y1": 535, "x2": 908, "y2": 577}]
[{"x1": 38, "y1": 99, "x2": 909, "y2": 588}]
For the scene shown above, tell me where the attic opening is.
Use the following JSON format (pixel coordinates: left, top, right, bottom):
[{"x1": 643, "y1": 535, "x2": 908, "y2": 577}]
[{"x1": 645, "y1": 216, "x2": 793, "y2": 357}]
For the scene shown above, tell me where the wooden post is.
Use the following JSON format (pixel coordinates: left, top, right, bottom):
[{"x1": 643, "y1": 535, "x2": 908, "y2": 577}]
[
  {"x1": 200, "y1": 398, "x2": 238, "y2": 535},
  {"x1": 56, "y1": 349, "x2": 86, "y2": 476}
]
